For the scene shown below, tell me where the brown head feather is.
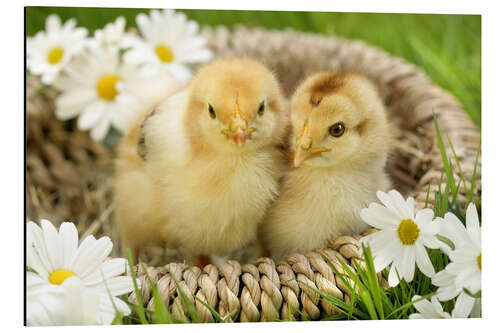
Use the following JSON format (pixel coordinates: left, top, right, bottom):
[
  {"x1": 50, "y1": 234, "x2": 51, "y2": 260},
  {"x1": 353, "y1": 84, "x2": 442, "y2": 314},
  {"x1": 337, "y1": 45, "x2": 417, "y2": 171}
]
[{"x1": 309, "y1": 72, "x2": 346, "y2": 106}]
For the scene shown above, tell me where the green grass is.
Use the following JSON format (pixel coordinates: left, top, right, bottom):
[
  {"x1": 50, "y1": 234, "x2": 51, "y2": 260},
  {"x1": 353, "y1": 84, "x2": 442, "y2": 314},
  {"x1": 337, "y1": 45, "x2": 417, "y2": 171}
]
[{"x1": 25, "y1": 7, "x2": 481, "y2": 127}]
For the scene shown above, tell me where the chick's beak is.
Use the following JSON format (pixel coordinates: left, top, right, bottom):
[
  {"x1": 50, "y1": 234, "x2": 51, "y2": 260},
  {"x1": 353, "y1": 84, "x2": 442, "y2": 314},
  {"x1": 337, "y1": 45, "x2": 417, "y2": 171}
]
[
  {"x1": 230, "y1": 114, "x2": 248, "y2": 147},
  {"x1": 221, "y1": 111, "x2": 256, "y2": 147},
  {"x1": 293, "y1": 125, "x2": 331, "y2": 167},
  {"x1": 294, "y1": 135, "x2": 312, "y2": 167}
]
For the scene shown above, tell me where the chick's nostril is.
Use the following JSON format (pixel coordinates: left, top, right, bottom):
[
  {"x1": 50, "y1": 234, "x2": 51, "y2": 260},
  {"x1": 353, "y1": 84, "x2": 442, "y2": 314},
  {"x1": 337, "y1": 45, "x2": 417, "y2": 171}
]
[{"x1": 231, "y1": 115, "x2": 247, "y2": 132}]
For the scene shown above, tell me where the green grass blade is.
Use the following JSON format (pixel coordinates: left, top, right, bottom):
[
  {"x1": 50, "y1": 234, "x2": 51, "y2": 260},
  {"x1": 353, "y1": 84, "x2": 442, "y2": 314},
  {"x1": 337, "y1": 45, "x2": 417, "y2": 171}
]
[
  {"x1": 298, "y1": 280, "x2": 369, "y2": 319},
  {"x1": 436, "y1": 234, "x2": 455, "y2": 251},
  {"x1": 288, "y1": 303, "x2": 312, "y2": 321},
  {"x1": 139, "y1": 262, "x2": 175, "y2": 324},
  {"x1": 359, "y1": 290, "x2": 378, "y2": 319},
  {"x1": 360, "y1": 245, "x2": 385, "y2": 319},
  {"x1": 468, "y1": 140, "x2": 481, "y2": 206},
  {"x1": 433, "y1": 113, "x2": 456, "y2": 207},
  {"x1": 171, "y1": 275, "x2": 201, "y2": 323},
  {"x1": 173, "y1": 301, "x2": 188, "y2": 322},
  {"x1": 321, "y1": 313, "x2": 347, "y2": 321},
  {"x1": 193, "y1": 295, "x2": 225, "y2": 323},
  {"x1": 424, "y1": 183, "x2": 431, "y2": 209},
  {"x1": 446, "y1": 131, "x2": 469, "y2": 197},
  {"x1": 221, "y1": 309, "x2": 238, "y2": 322},
  {"x1": 126, "y1": 249, "x2": 148, "y2": 324},
  {"x1": 387, "y1": 292, "x2": 435, "y2": 318}
]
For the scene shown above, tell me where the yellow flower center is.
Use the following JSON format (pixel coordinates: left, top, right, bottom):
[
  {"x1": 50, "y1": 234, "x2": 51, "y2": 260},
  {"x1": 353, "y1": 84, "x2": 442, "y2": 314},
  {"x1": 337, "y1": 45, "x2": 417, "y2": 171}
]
[
  {"x1": 47, "y1": 47, "x2": 64, "y2": 65},
  {"x1": 397, "y1": 219, "x2": 420, "y2": 245},
  {"x1": 155, "y1": 44, "x2": 174, "y2": 63},
  {"x1": 477, "y1": 253, "x2": 481, "y2": 270},
  {"x1": 48, "y1": 269, "x2": 76, "y2": 285},
  {"x1": 96, "y1": 74, "x2": 121, "y2": 101}
]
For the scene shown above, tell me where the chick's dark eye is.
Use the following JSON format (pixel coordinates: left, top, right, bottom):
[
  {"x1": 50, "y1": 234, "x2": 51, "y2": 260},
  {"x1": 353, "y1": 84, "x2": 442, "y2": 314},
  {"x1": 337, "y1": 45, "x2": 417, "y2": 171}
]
[
  {"x1": 258, "y1": 101, "x2": 265, "y2": 116},
  {"x1": 208, "y1": 104, "x2": 216, "y2": 119},
  {"x1": 329, "y1": 122, "x2": 345, "y2": 137}
]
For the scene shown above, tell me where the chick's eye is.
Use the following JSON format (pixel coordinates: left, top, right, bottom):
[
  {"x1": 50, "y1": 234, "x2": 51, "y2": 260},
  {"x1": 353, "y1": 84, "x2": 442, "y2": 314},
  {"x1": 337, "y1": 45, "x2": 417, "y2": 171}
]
[
  {"x1": 258, "y1": 101, "x2": 265, "y2": 116},
  {"x1": 329, "y1": 122, "x2": 345, "y2": 137},
  {"x1": 208, "y1": 104, "x2": 216, "y2": 119}
]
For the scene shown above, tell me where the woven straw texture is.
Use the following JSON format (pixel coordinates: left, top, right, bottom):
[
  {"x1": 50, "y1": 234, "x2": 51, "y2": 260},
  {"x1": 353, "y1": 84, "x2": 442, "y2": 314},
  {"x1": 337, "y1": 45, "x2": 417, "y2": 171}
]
[{"x1": 26, "y1": 26, "x2": 481, "y2": 321}]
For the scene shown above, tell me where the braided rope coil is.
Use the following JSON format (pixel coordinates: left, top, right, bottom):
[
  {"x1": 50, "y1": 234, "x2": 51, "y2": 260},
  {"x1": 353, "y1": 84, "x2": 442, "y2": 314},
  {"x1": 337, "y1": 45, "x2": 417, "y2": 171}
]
[{"x1": 129, "y1": 231, "x2": 376, "y2": 322}]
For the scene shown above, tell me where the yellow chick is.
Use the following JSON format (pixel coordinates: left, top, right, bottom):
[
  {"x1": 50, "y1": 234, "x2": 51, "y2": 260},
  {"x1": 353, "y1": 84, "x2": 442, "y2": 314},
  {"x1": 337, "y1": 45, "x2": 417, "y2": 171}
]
[
  {"x1": 261, "y1": 72, "x2": 393, "y2": 260},
  {"x1": 114, "y1": 58, "x2": 289, "y2": 262}
]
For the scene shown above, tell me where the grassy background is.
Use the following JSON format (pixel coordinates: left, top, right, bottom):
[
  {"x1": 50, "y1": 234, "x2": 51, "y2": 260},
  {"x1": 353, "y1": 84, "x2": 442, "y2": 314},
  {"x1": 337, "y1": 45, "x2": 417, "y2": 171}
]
[{"x1": 26, "y1": 7, "x2": 481, "y2": 126}]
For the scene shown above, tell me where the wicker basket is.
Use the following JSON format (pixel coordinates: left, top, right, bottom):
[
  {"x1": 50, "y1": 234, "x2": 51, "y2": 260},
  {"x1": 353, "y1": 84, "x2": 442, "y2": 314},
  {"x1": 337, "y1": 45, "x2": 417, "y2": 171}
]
[{"x1": 26, "y1": 26, "x2": 481, "y2": 322}]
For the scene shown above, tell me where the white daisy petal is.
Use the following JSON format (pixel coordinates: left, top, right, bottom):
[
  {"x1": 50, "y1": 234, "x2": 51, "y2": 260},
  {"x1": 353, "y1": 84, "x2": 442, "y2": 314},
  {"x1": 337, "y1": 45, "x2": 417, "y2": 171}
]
[
  {"x1": 27, "y1": 222, "x2": 53, "y2": 277},
  {"x1": 77, "y1": 101, "x2": 106, "y2": 130},
  {"x1": 454, "y1": 266, "x2": 479, "y2": 291},
  {"x1": 165, "y1": 63, "x2": 192, "y2": 83},
  {"x1": 90, "y1": 117, "x2": 111, "y2": 142},
  {"x1": 98, "y1": 276, "x2": 135, "y2": 296},
  {"x1": 451, "y1": 292, "x2": 475, "y2": 318},
  {"x1": 400, "y1": 246, "x2": 416, "y2": 282},
  {"x1": 45, "y1": 14, "x2": 61, "y2": 33},
  {"x1": 405, "y1": 196, "x2": 415, "y2": 219},
  {"x1": 83, "y1": 258, "x2": 128, "y2": 286},
  {"x1": 58, "y1": 222, "x2": 79, "y2": 268},
  {"x1": 432, "y1": 269, "x2": 455, "y2": 287},
  {"x1": 388, "y1": 263, "x2": 400, "y2": 287},
  {"x1": 55, "y1": 88, "x2": 96, "y2": 120},
  {"x1": 371, "y1": 238, "x2": 400, "y2": 272},
  {"x1": 388, "y1": 189, "x2": 412, "y2": 218},
  {"x1": 415, "y1": 208, "x2": 435, "y2": 227},
  {"x1": 411, "y1": 296, "x2": 433, "y2": 316},
  {"x1": 419, "y1": 232, "x2": 442, "y2": 249},
  {"x1": 408, "y1": 313, "x2": 424, "y2": 319},
  {"x1": 439, "y1": 212, "x2": 469, "y2": 249},
  {"x1": 360, "y1": 203, "x2": 400, "y2": 229},
  {"x1": 410, "y1": 295, "x2": 451, "y2": 319},
  {"x1": 99, "y1": 297, "x2": 130, "y2": 324},
  {"x1": 27, "y1": 272, "x2": 60, "y2": 298},
  {"x1": 465, "y1": 203, "x2": 481, "y2": 247},
  {"x1": 433, "y1": 269, "x2": 462, "y2": 301},
  {"x1": 415, "y1": 243, "x2": 435, "y2": 277},
  {"x1": 430, "y1": 206, "x2": 481, "y2": 311},
  {"x1": 41, "y1": 219, "x2": 63, "y2": 270},
  {"x1": 362, "y1": 229, "x2": 395, "y2": 253},
  {"x1": 72, "y1": 236, "x2": 113, "y2": 278}
]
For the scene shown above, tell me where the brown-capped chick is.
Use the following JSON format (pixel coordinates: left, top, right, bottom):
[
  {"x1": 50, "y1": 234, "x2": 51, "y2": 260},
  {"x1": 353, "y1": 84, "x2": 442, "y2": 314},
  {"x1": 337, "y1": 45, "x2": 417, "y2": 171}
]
[
  {"x1": 114, "y1": 58, "x2": 289, "y2": 262},
  {"x1": 261, "y1": 72, "x2": 393, "y2": 260}
]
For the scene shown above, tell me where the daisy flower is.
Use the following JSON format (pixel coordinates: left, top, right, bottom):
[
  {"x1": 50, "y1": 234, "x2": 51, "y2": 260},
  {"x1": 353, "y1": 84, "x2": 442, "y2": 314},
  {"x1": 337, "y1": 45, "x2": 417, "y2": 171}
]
[
  {"x1": 88, "y1": 16, "x2": 130, "y2": 51},
  {"x1": 26, "y1": 220, "x2": 135, "y2": 324},
  {"x1": 409, "y1": 295, "x2": 451, "y2": 319},
  {"x1": 432, "y1": 203, "x2": 481, "y2": 318},
  {"x1": 123, "y1": 9, "x2": 213, "y2": 82},
  {"x1": 360, "y1": 190, "x2": 441, "y2": 286},
  {"x1": 27, "y1": 276, "x2": 101, "y2": 326},
  {"x1": 53, "y1": 47, "x2": 143, "y2": 141},
  {"x1": 27, "y1": 14, "x2": 88, "y2": 84}
]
